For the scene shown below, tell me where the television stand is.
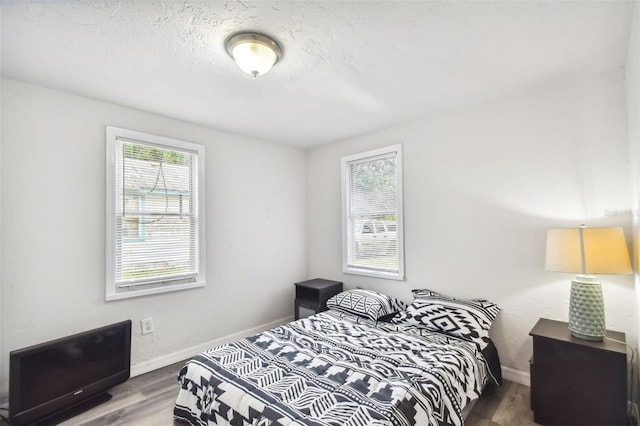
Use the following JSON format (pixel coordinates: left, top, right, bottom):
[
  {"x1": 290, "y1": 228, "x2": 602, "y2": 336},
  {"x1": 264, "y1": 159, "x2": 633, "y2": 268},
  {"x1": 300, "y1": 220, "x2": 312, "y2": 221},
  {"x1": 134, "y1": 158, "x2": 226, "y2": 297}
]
[{"x1": 36, "y1": 392, "x2": 113, "y2": 425}]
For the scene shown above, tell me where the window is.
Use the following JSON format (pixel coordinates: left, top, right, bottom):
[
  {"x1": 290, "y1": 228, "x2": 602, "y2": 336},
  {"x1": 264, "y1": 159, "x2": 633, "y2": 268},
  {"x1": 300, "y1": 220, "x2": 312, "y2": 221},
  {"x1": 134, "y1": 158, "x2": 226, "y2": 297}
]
[
  {"x1": 341, "y1": 144, "x2": 404, "y2": 280},
  {"x1": 106, "y1": 126, "x2": 205, "y2": 301}
]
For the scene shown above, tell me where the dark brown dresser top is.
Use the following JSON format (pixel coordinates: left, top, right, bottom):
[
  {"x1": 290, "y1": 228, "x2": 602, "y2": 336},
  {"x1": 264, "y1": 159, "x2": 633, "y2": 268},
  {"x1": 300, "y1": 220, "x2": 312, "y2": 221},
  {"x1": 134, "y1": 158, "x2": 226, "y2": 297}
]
[{"x1": 529, "y1": 317, "x2": 626, "y2": 355}]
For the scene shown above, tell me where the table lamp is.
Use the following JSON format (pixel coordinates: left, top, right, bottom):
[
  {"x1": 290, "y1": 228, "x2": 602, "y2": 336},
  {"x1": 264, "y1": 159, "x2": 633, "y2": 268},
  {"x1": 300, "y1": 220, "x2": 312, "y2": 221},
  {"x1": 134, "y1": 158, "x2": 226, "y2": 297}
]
[{"x1": 545, "y1": 225, "x2": 632, "y2": 341}]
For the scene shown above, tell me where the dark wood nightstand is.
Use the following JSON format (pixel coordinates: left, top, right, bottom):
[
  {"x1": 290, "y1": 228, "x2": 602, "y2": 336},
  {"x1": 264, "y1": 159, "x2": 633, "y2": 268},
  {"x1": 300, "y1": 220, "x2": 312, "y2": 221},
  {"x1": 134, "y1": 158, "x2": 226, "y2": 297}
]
[
  {"x1": 294, "y1": 279, "x2": 343, "y2": 320},
  {"x1": 529, "y1": 318, "x2": 627, "y2": 426}
]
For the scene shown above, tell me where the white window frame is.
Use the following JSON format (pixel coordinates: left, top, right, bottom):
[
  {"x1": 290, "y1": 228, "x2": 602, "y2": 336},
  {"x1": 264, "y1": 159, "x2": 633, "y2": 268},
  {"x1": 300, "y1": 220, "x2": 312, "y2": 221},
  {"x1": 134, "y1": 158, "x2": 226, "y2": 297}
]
[
  {"x1": 105, "y1": 126, "x2": 206, "y2": 301},
  {"x1": 341, "y1": 144, "x2": 404, "y2": 280}
]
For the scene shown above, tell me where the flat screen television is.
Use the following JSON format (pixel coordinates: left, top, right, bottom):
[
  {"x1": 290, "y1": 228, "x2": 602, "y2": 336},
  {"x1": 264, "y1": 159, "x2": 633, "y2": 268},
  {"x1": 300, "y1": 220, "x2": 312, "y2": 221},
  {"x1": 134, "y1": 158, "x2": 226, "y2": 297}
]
[{"x1": 9, "y1": 320, "x2": 132, "y2": 425}]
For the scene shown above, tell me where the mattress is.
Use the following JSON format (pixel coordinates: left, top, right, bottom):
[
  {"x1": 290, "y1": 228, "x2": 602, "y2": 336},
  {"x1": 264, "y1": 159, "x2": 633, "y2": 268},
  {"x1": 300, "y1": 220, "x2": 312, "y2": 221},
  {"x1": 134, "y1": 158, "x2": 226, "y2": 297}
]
[{"x1": 174, "y1": 310, "x2": 500, "y2": 426}]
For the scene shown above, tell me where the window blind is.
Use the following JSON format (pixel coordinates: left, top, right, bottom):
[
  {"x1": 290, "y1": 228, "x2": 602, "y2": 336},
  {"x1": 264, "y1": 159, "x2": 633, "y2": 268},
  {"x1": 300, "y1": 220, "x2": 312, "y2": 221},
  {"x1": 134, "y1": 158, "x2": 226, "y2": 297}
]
[
  {"x1": 114, "y1": 138, "x2": 199, "y2": 288},
  {"x1": 345, "y1": 149, "x2": 400, "y2": 274}
]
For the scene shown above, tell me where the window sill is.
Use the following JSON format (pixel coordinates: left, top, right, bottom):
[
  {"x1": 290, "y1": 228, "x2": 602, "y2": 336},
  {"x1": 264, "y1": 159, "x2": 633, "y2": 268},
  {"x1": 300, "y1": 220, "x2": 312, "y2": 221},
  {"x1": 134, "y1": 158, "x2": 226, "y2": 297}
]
[
  {"x1": 106, "y1": 280, "x2": 206, "y2": 301},
  {"x1": 343, "y1": 266, "x2": 404, "y2": 281}
]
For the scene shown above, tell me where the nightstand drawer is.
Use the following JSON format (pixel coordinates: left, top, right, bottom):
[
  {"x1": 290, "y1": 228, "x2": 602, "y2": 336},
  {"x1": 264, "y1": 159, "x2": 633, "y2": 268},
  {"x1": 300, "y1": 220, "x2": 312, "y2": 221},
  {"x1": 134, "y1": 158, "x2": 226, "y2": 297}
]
[{"x1": 296, "y1": 304, "x2": 317, "y2": 319}]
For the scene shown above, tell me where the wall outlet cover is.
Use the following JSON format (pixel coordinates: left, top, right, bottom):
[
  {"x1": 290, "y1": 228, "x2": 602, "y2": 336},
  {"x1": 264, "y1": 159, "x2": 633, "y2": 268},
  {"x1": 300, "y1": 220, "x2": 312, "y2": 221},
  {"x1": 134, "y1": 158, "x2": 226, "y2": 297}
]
[{"x1": 141, "y1": 318, "x2": 154, "y2": 335}]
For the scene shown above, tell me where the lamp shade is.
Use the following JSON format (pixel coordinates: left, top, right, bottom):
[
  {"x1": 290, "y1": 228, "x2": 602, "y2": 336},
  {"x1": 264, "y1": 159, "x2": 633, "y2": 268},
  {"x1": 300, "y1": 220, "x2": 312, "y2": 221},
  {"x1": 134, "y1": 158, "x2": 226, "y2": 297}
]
[{"x1": 545, "y1": 227, "x2": 632, "y2": 275}]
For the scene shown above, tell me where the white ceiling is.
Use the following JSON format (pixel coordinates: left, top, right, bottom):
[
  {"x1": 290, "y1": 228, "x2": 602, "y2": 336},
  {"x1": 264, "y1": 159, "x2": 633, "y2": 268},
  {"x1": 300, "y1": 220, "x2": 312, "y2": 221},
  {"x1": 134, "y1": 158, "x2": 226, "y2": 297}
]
[{"x1": 1, "y1": 1, "x2": 634, "y2": 148}]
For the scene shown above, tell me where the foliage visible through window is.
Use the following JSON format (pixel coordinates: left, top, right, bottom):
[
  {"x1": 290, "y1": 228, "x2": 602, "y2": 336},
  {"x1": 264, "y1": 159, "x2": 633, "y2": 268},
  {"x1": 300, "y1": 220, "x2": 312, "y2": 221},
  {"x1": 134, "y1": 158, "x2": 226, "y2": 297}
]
[
  {"x1": 106, "y1": 127, "x2": 205, "y2": 301},
  {"x1": 342, "y1": 145, "x2": 404, "y2": 280},
  {"x1": 124, "y1": 143, "x2": 187, "y2": 165}
]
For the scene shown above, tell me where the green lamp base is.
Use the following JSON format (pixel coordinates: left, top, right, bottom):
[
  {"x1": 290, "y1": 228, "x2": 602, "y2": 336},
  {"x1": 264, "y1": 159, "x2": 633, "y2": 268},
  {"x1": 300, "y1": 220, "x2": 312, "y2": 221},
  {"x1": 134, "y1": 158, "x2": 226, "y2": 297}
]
[{"x1": 568, "y1": 275, "x2": 605, "y2": 341}]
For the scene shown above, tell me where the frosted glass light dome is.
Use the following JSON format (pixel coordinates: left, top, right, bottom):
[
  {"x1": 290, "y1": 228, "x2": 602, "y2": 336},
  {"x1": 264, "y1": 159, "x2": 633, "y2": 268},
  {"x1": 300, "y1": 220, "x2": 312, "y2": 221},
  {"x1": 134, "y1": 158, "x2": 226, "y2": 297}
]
[{"x1": 226, "y1": 32, "x2": 282, "y2": 77}]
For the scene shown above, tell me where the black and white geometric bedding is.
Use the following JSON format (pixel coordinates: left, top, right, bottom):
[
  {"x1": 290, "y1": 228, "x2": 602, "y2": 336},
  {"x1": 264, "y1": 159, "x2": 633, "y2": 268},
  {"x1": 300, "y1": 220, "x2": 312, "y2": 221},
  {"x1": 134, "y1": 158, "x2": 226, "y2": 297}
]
[{"x1": 174, "y1": 311, "x2": 494, "y2": 426}]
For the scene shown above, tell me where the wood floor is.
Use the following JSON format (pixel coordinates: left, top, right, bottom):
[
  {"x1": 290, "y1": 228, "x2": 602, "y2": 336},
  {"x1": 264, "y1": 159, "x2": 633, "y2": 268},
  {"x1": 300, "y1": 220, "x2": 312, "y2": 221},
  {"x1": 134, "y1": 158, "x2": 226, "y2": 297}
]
[
  {"x1": 13, "y1": 361, "x2": 539, "y2": 426},
  {"x1": 466, "y1": 380, "x2": 538, "y2": 426}
]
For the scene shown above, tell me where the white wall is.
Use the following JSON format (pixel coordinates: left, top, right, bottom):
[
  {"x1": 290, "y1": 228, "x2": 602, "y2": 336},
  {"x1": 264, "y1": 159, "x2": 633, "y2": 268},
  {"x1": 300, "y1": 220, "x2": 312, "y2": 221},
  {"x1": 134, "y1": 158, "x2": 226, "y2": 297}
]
[
  {"x1": 627, "y1": 0, "x2": 640, "y2": 406},
  {"x1": 0, "y1": 67, "x2": 3, "y2": 398},
  {"x1": 0, "y1": 78, "x2": 307, "y2": 392},
  {"x1": 307, "y1": 70, "x2": 637, "y2": 377}
]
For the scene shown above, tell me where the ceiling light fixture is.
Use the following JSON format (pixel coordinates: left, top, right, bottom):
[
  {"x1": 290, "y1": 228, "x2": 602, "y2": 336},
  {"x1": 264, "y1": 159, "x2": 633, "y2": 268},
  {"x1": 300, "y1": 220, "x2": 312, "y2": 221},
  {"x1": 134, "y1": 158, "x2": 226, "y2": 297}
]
[{"x1": 225, "y1": 32, "x2": 282, "y2": 77}]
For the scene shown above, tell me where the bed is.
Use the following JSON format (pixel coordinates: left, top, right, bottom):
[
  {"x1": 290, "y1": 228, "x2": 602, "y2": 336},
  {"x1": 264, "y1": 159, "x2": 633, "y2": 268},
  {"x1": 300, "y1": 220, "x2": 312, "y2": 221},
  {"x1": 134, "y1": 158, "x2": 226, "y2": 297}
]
[{"x1": 174, "y1": 289, "x2": 501, "y2": 426}]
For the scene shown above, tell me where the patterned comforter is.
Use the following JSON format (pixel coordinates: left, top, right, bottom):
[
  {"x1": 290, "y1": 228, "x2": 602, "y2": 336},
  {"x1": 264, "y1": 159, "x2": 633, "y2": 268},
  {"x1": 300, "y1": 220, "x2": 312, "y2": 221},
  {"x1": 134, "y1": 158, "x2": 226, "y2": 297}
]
[{"x1": 174, "y1": 311, "x2": 494, "y2": 426}]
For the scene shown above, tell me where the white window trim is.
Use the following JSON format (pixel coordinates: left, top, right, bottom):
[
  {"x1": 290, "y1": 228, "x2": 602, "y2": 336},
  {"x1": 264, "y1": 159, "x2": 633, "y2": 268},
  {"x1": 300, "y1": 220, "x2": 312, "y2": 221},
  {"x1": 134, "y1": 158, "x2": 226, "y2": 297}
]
[
  {"x1": 105, "y1": 126, "x2": 206, "y2": 301},
  {"x1": 341, "y1": 144, "x2": 405, "y2": 280}
]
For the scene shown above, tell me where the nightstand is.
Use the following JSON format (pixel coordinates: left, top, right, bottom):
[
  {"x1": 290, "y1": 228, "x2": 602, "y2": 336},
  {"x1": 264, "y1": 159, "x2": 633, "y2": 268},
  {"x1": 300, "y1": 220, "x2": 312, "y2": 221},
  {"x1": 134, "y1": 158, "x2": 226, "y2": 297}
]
[
  {"x1": 294, "y1": 279, "x2": 343, "y2": 320},
  {"x1": 529, "y1": 318, "x2": 627, "y2": 426}
]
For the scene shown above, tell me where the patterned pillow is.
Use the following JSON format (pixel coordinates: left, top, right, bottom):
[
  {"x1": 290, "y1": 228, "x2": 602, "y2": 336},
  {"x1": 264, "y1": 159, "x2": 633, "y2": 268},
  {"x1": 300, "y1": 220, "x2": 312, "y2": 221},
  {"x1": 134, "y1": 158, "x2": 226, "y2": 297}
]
[
  {"x1": 326, "y1": 289, "x2": 407, "y2": 321},
  {"x1": 392, "y1": 289, "x2": 500, "y2": 348}
]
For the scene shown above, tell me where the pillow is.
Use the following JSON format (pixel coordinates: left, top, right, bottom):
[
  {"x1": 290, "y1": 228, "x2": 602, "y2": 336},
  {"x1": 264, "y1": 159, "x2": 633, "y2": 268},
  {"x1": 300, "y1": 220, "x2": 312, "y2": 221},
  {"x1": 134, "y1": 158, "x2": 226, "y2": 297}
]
[
  {"x1": 326, "y1": 289, "x2": 407, "y2": 321},
  {"x1": 392, "y1": 289, "x2": 500, "y2": 348},
  {"x1": 324, "y1": 309, "x2": 379, "y2": 327}
]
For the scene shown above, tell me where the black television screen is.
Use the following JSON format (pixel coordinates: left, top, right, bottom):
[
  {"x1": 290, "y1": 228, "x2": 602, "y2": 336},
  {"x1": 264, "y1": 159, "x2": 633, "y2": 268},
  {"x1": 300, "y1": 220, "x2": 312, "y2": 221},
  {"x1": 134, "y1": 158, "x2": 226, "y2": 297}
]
[{"x1": 9, "y1": 320, "x2": 132, "y2": 425}]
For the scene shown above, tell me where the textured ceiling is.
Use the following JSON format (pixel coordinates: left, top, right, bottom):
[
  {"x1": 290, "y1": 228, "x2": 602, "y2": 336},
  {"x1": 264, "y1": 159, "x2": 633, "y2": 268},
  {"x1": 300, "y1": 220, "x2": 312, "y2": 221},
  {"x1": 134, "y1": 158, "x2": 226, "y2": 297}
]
[{"x1": 0, "y1": 1, "x2": 634, "y2": 148}]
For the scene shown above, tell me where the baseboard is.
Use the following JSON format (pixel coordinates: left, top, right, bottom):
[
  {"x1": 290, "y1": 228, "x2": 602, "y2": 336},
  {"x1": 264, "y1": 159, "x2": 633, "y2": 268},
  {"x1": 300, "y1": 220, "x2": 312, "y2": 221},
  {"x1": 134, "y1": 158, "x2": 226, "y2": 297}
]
[
  {"x1": 501, "y1": 365, "x2": 530, "y2": 387},
  {"x1": 629, "y1": 402, "x2": 639, "y2": 426},
  {"x1": 130, "y1": 315, "x2": 295, "y2": 378}
]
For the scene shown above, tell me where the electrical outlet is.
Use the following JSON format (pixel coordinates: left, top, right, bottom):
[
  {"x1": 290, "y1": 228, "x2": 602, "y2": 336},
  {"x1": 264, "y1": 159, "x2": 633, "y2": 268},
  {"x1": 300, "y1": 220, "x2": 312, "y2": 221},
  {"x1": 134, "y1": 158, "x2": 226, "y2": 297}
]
[{"x1": 141, "y1": 318, "x2": 154, "y2": 335}]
